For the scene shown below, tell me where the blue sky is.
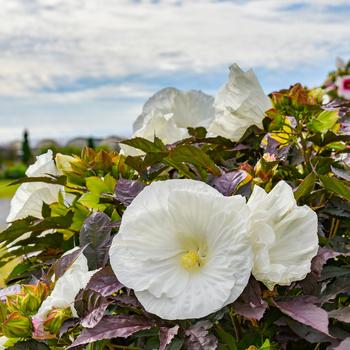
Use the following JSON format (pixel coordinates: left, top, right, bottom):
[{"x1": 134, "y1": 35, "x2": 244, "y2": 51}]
[{"x1": 0, "y1": 0, "x2": 349, "y2": 144}]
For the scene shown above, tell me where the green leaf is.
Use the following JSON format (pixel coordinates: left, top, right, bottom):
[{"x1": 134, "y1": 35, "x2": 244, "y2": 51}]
[
  {"x1": 307, "y1": 110, "x2": 339, "y2": 133},
  {"x1": 10, "y1": 175, "x2": 67, "y2": 186},
  {"x1": 167, "y1": 145, "x2": 221, "y2": 177},
  {"x1": 215, "y1": 325, "x2": 237, "y2": 350},
  {"x1": 121, "y1": 137, "x2": 167, "y2": 153},
  {"x1": 319, "y1": 175, "x2": 350, "y2": 201},
  {"x1": 0, "y1": 211, "x2": 74, "y2": 247},
  {"x1": 86, "y1": 177, "x2": 110, "y2": 195},
  {"x1": 79, "y1": 193, "x2": 107, "y2": 211},
  {"x1": 187, "y1": 127, "x2": 207, "y2": 139},
  {"x1": 294, "y1": 173, "x2": 316, "y2": 201}
]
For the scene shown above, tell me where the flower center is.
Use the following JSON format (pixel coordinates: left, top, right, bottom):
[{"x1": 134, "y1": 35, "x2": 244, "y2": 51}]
[{"x1": 181, "y1": 250, "x2": 201, "y2": 271}]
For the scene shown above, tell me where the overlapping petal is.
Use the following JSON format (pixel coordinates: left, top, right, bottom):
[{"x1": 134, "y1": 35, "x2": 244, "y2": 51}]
[
  {"x1": 110, "y1": 179, "x2": 253, "y2": 320},
  {"x1": 209, "y1": 64, "x2": 272, "y2": 141},
  {"x1": 36, "y1": 248, "x2": 97, "y2": 319},
  {"x1": 7, "y1": 150, "x2": 61, "y2": 222},
  {"x1": 121, "y1": 88, "x2": 214, "y2": 155},
  {"x1": 247, "y1": 181, "x2": 319, "y2": 290}
]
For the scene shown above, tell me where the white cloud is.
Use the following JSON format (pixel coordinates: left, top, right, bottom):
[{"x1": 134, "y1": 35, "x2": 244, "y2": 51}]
[{"x1": 0, "y1": 0, "x2": 349, "y2": 99}]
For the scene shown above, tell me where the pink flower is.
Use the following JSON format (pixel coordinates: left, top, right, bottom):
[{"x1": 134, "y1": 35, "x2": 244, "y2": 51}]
[{"x1": 336, "y1": 75, "x2": 350, "y2": 99}]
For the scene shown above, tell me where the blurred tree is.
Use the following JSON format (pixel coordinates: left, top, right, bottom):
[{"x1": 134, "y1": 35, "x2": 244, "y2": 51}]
[
  {"x1": 87, "y1": 137, "x2": 95, "y2": 149},
  {"x1": 22, "y1": 129, "x2": 32, "y2": 165}
]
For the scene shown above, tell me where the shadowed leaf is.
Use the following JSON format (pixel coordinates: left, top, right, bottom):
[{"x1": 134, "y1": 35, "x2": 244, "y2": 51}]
[
  {"x1": 86, "y1": 266, "x2": 124, "y2": 297},
  {"x1": 115, "y1": 179, "x2": 146, "y2": 206},
  {"x1": 68, "y1": 315, "x2": 154, "y2": 348},
  {"x1": 79, "y1": 212, "x2": 113, "y2": 269}
]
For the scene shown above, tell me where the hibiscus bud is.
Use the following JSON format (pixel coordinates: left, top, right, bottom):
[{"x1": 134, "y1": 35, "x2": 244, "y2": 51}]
[
  {"x1": 55, "y1": 153, "x2": 76, "y2": 173},
  {"x1": 44, "y1": 308, "x2": 72, "y2": 335},
  {"x1": 2, "y1": 312, "x2": 32, "y2": 338},
  {"x1": 22, "y1": 282, "x2": 49, "y2": 303}
]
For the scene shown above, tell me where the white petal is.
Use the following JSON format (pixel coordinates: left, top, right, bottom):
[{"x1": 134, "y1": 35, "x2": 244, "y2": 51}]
[
  {"x1": 26, "y1": 150, "x2": 58, "y2": 177},
  {"x1": 7, "y1": 150, "x2": 61, "y2": 222},
  {"x1": 36, "y1": 248, "x2": 96, "y2": 318},
  {"x1": 209, "y1": 63, "x2": 272, "y2": 141},
  {"x1": 7, "y1": 185, "x2": 61, "y2": 222},
  {"x1": 248, "y1": 181, "x2": 319, "y2": 290},
  {"x1": 110, "y1": 179, "x2": 253, "y2": 320}
]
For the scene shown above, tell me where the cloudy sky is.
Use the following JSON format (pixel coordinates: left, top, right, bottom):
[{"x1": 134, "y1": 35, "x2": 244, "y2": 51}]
[{"x1": 0, "y1": 0, "x2": 349, "y2": 144}]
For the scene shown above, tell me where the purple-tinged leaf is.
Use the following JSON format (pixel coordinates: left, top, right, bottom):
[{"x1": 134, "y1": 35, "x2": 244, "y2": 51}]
[
  {"x1": 86, "y1": 266, "x2": 124, "y2": 297},
  {"x1": 233, "y1": 277, "x2": 268, "y2": 321},
  {"x1": 113, "y1": 292, "x2": 141, "y2": 309},
  {"x1": 329, "y1": 307, "x2": 350, "y2": 323},
  {"x1": 115, "y1": 178, "x2": 145, "y2": 206},
  {"x1": 68, "y1": 315, "x2": 154, "y2": 348},
  {"x1": 274, "y1": 298, "x2": 331, "y2": 336},
  {"x1": 212, "y1": 171, "x2": 248, "y2": 196},
  {"x1": 53, "y1": 246, "x2": 87, "y2": 280},
  {"x1": 279, "y1": 317, "x2": 333, "y2": 344},
  {"x1": 79, "y1": 212, "x2": 113, "y2": 270},
  {"x1": 159, "y1": 325, "x2": 179, "y2": 350},
  {"x1": 328, "y1": 338, "x2": 350, "y2": 350},
  {"x1": 331, "y1": 166, "x2": 350, "y2": 181},
  {"x1": 185, "y1": 321, "x2": 218, "y2": 350},
  {"x1": 74, "y1": 289, "x2": 111, "y2": 329},
  {"x1": 59, "y1": 318, "x2": 79, "y2": 338},
  {"x1": 321, "y1": 277, "x2": 350, "y2": 304},
  {"x1": 312, "y1": 247, "x2": 350, "y2": 278},
  {"x1": 0, "y1": 284, "x2": 21, "y2": 301}
]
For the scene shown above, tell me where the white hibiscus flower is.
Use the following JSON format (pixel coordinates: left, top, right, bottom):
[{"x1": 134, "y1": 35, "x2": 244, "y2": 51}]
[
  {"x1": 109, "y1": 179, "x2": 253, "y2": 320},
  {"x1": 247, "y1": 181, "x2": 318, "y2": 290},
  {"x1": 209, "y1": 64, "x2": 272, "y2": 141},
  {"x1": 7, "y1": 150, "x2": 61, "y2": 222},
  {"x1": 36, "y1": 248, "x2": 97, "y2": 319},
  {"x1": 121, "y1": 88, "x2": 214, "y2": 156}
]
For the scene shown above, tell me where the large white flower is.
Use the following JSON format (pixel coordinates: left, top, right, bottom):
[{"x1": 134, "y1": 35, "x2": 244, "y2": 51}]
[
  {"x1": 121, "y1": 88, "x2": 214, "y2": 156},
  {"x1": 36, "y1": 248, "x2": 97, "y2": 319},
  {"x1": 109, "y1": 179, "x2": 253, "y2": 320},
  {"x1": 209, "y1": 64, "x2": 272, "y2": 141},
  {"x1": 7, "y1": 150, "x2": 61, "y2": 222},
  {"x1": 247, "y1": 181, "x2": 318, "y2": 290}
]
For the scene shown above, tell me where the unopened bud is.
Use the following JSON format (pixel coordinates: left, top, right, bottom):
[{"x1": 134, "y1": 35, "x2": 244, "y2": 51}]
[
  {"x1": 44, "y1": 308, "x2": 72, "y2": 335},
  {"x1": 2, "y1": 312, "x2": 32, "y2": 338}
]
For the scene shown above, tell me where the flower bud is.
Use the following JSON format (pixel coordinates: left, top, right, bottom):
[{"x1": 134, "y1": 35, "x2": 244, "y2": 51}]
[
  {"x1": 55, "y1": 153, "x2": 76, "y2": 173},
  {"x1": 2, "y1": 312, "x2": 32, "y2": 338},
  {"x1": 43, "y1": 308, "x2": 72, "y2": 335}
]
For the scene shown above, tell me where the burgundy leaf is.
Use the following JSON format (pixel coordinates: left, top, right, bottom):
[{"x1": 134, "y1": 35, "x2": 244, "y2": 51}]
[
  {"x1": 321, "y1": 277, "x2": 350, "y2": 304},
  {"x1": 233, "y1": 277, "x2": 268, "y2": 321},
  {"x1": 79, "y1": 212, "x2": 113, "y2": 269},
  {"x1": 328, "y1": 307, "x2": 350, "y2": 323},
  {"x1": 159, "y1": 325, "x2": 179, "y2": 350},
  {"x1": 328, "y1": 338, "x2": 350, "y2": 350},
  {"x1": 274, "y1": 299, "x2": 331, "y2": 336},
  {"x1": 59, "y1": 318, "x2": 79, "y2": 338},
  {"x1": 212, "y1": 171, "x2": 248, "y2": 196},
  {"x1": 185, "y1": 321, "x2": 218, "y2": 350},
  {"x1": 280, "y1": 317, "x2": 333, "y2": 344},
  {"x1": 68, "y1": 315, "x2": 154, "y2": 348},
  {"x1": 86, "y1": 266, "x2": 124, "y2": 297},
  {"x1": 53, "y1": 246, "x2": 86, "y2": 280},
  {"x1": 115, "y1": 178, "x2": 145, "y2": 206},
  {"x1": 74, "y1": 289, "x2": 111, "y2": 329},
  {"x1": 312, "y1": 247, "x2": 350, "y2": 277}
]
